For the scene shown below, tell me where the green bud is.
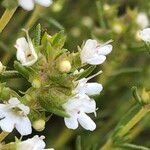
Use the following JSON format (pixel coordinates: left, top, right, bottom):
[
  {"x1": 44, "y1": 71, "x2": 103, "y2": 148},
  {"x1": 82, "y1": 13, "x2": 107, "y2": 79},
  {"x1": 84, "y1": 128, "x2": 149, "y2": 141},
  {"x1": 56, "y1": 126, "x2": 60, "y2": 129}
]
[
  {"x1": 58, "y1": 60, "x2": 71, "y2": 73},
  {"x1": 32, "y1": 78, "x2": 41, "y2": 88},
  {"x1": 141, "y1": 89, "x2": 150, "y2": 104},
  {"x1": 33, "y1": 119, "x2": 46, "y2": 131}
]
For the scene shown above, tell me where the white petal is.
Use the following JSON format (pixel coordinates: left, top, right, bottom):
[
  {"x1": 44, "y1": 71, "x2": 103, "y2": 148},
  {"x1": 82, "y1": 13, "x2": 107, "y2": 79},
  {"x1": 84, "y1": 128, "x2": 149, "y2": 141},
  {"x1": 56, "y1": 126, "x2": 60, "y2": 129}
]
[
  {"x1": 15, "y1": 37, "x2": 29, "y2": 64},
  {"x1": 85, "y1": 83, "x2": 103, "y2": 95},
  {"x1": 83, "y1": 39, "x2": 97, "y2": 51},
  {"x1": 35, "y1": 0, "x2": 53, "y2": 7},
  {"x1": 139, "y1": 28, "x2": 150, "y2": 42},
  {"x1": 15, "y1": 117, "x2": 32, "y2": 136},
  {"x1": 8, "y1": 97, "x2": 20, "y2": 106},
  {"x1": 17, "y1": 135, "x2": 46, "y2": 149},
  {"x1": 64, "y1": 116, "x2": 78, "y2": 130},
  {"x1": 15, "y1": 37, "x2": 38, "y2": 66},
  {"x1": 97, "y1": 44, "x2": 113, "y2": 55},
  {"x1": 63, "y1": 96, "x2": 82, "y2": 111},
  {"x1": 0, "y1": 117, "x2": 15, "y2": 133},
  {"x1": 18, "y1": 0, "x2": 34, "y2": 11},
  {"x1": 78, "y1": 112, "x2": 96, "y2": 131},
  {"x1": 81, "y1": 99, "x2": 96, "y2": 114},
  {"x1": 86, "y1": 55, "x2": 106, "y2": 65}
]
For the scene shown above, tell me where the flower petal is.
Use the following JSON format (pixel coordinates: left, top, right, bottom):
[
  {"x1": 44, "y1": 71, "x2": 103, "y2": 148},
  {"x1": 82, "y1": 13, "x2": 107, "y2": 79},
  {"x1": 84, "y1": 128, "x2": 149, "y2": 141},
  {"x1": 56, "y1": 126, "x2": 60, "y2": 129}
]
[
  {"x1": 0, "y1": 117, "x2": 15, "y2": 133},
  {"x1": 85, "y1": 83, "x2": 103, "y2": 95},
  {"x1": 81, "y1": 99, "x2": 96, "y2": 114},
  {"x1": 15, "y1": 117, "x2": 32, "y2": 136},
  {"x1": 18, "y1": 0, "x2": 34, "y2": 11},
  {"x1": 82, "y1": 39, "x2": 97, "y2": 51},
  {"x1": 8, "y1": 97, "x2": 20, "y2": 106},
  {"x1": 86, "y1": 55, "x2": 106, "y2": 65},
  {"x1": 15, "y1": 37, "x2": 29, "y2": 64},
  {"x1": 139, "y1": 28, "x2": 150, "y2": 42},
  {"x1": 64, "y1": 116, "x2": 78, "y2": 130},
  {"x1": 78, "y1": 112, "x2": 96, "y2": 131},
  {"x1": 97, "y1": 44, "x2": 113, "y2": 55},
  {"x1": 35, "y1": 0, "x2": 53, "y2": 7}
]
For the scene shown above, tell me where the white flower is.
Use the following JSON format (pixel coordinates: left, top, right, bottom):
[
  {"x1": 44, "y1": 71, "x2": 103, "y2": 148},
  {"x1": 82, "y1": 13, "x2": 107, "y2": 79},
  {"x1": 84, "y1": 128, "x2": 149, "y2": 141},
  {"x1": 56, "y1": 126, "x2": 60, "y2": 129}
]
[
  {"x1": 18, "y1": 0, "x2": 53, "y2": 11},
  {"x1": 63, "y1": 94, "x2": 96, "y2": 131},
  {"x1": 74, "y1": 71, "x2": 103, "y2": 96},
  {"x1": 15, "y1": 37, "x2": 38, "y2": 66},
  {"x1": 0, "y1": 97, "x2": 32, "y2": 136},
  {"x1": 80, "y1": 39, "x2": 112, "y2": 65},
  {"x1": 139, "y1": 28, "x2": 150, "y2": 42},
  {"x1": 17, "y1": 135, "x2": 54, "y2": 150},
  {"x1": 136, "y1": 12, "x2": 149, "y2": 29}
]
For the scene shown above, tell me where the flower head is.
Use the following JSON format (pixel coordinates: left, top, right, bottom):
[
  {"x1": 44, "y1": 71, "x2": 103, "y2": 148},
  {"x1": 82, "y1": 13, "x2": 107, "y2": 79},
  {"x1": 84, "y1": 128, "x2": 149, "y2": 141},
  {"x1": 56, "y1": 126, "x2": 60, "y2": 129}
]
[
  {"x1": 18, "y1": 0, "x2": 53, "y2": 11},
  {"x1": 17, "y1": 135, "x2": 54, "y2": 150},
  {"x1": 139, "y1": 28, "x2": 150, "y2": 42},
  {"x1": 63, "y1": 94, "x2": 96, "y2": 131},
  {"x1": 80, "y1": 39, "x2": 112, "y2": 65},
  {"x1": 15, "y1": 37, "x2": 38, "y2": 66},
  {"x1": 0, "y1": 97, "x2": 32, "y2": 136}
]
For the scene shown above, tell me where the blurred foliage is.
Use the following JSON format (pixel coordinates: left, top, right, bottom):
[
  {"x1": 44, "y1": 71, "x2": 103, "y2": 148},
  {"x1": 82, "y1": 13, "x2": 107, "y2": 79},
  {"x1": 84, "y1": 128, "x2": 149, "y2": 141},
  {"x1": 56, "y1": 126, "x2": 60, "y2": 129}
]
[{"x1": 0, "y1": 0, "x2": 150, "y2": 149}]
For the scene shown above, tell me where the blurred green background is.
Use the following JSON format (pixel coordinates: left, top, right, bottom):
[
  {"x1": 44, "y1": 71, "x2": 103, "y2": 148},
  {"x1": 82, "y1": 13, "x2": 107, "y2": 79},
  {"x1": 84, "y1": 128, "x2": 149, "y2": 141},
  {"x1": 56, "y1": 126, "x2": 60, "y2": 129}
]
[{"x1": 0, "y1": 0, "x2": 150, "y2": 149}]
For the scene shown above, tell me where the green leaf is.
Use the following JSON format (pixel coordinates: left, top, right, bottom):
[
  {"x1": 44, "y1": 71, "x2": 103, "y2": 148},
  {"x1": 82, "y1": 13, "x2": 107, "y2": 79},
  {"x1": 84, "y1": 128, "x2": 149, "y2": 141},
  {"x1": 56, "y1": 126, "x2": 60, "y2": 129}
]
[
  {"x1": 75, "y1": 66, "x2": 96, "y2": 80},
  {"x1": 38, "y1": 96, "x2": 69, "y2": 118},
  {"x1": 33, "y1": 24, "x2": 42, "y2": 47},
  {"x1": 14, "y1": 61, "x2": 30, "y2": 79},
  {"x1": 49, "y1": 74, "x2": 74, "y2": 89},
  {"x1": 76, "y1": 136, "x2": 82, "y2": 150},
  {"x1": 132, "y1": 86, "x2": 143, "y2": 105},
  {"x1": 51, "y1": 30, "x2": 66, "y2": 49},
  {"x1": 112, "y1": 104, "x2": 141, "y2": 139},
  {"x1": 117, "y1": 143, "x2": 150, "y2": 150}
]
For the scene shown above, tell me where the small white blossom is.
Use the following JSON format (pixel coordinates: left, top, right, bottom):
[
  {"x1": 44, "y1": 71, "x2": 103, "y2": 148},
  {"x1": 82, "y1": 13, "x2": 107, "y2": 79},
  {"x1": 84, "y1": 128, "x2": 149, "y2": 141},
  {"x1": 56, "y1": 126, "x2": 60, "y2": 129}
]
[
  {"x1": 17, "y1": 135, "x2": 54, "y2": 150},
  {"x1": 18, "y1": 0, "x2": 53, "y2": 11},
  {"x1": 15, "y1": 37, "x2": 38, "y2": 66},
  {"x1": 139, "y1": 28, "x2": 150, "y2": 42},
  {"x1": 136, "y1": 12, "x2": 149, "y2": 29},
  {"x1": 63, "y1": 94, "x2": 96, "y2": 131},
  {"x1": 80, "y1": 39, "x2": 112, "y2": 65},
  {"x1": 74, "y1": 71, "x2": 103, "y2": 96},
  {"x1": 0, "y1": 97, "x2": 32, "y2": 136}
]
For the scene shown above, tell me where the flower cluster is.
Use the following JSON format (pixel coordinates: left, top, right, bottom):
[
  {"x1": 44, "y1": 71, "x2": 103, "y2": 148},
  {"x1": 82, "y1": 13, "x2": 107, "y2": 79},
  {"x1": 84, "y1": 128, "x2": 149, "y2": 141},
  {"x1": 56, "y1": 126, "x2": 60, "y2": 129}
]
[{"x1": 0, "y1": 25, "x2": 112, "y2": 149}]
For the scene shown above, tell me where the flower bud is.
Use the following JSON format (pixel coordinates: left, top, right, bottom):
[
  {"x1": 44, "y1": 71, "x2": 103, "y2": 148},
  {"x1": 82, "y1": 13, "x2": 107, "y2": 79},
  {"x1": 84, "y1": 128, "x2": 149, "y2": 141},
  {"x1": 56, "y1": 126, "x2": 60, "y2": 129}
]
[
  {"x1": 141, "y1": 89, "x2": 150, "y2": 104},
  {"x1": 33, "y1": 119, "x2": 46, "y2": 131},
  {"x1": 112, "y1": 23, "x2": 123, "y2": 34},
  {"x1": 0, "y1": 61, "x2": 4, "y2": 74},
  {"x1": 58, "y1": 60, "x2": 71, "y2": 73},
  {"x1": 32, "y1": 78, "x2": 41, "y2": 88}
]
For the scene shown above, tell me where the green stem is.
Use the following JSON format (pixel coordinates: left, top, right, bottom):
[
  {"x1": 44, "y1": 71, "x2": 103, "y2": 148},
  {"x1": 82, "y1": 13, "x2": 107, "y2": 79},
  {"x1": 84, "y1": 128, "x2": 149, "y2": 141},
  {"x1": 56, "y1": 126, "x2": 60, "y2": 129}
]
[
  {"x1": 24, "y1": 5, "x2": 43, "y2": 30},
  {"x1": 96, "y1": 0, "x2": 106, "y2": 28},
  {"x1": 101, "y1": 107, "x2": 149, "y2": 150},
  {"x1": 117, "y1": 107, "x2": 149, "y2": 137},
  {"x1": 0, "y1": 132, "x2": 9, "y2": 142},
  {"x1": 0, "y1": 7, "x2": 17, "y2": 33}
]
